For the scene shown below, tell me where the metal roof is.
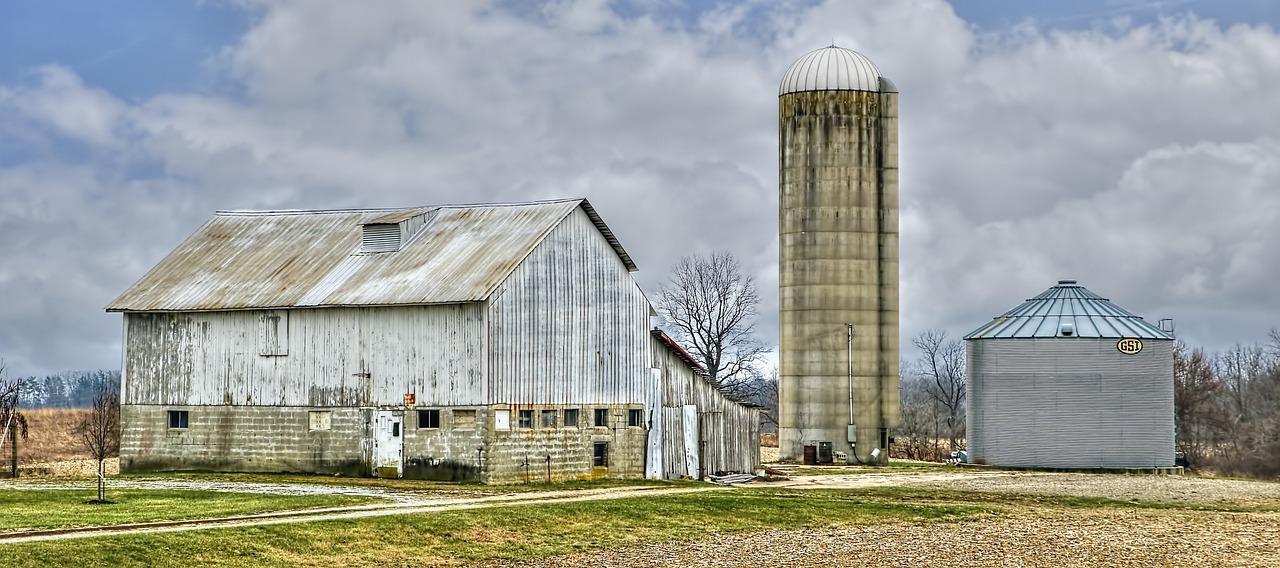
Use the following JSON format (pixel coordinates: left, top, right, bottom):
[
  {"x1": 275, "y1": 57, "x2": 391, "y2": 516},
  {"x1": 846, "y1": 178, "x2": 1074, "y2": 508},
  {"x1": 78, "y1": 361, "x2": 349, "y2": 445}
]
[
  {"x1": 779, "y1": 46, "x2": 885, "y2": 95},
  {"x1": 964, "y1": 280, "x2": 1174, "y2": 340},
  {"x1": 107, "y1": 198, "x2": 637, "y2": 312}
]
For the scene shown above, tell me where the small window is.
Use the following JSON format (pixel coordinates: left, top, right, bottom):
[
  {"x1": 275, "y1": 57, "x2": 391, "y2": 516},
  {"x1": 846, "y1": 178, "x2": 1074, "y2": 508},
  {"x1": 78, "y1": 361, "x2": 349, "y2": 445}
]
[
  {"x1": 308, "y1": 410, "x2": 331, "y2": 431},
  {"x1": 518, "y1": 409, "x2": 533, "y2": 429},
  {"x1": 453, "y1": 409, "x2": 477, "y2": 429},
  {"x1": 563, "y1": 408, "x2": 580, "y2": 428},
  {"x1": 593, "y1": 408, "x2": 609, "y2": 428},
  {"x1": 593, "y1": 442, "x2": 609, "y2": 467},
  {"x1": 495, "y1": 410, "x2": 511, "y2": 430},
  {"x1": 628, "y1": 408, "x2": 644, "y2": 428},
  {"x1": 418, "y1": 409, "x2": 440, "y2": 429},
  {"x1": 540, "y1": 409, "x2": 557, "y2": 429},
  {"x1": 168, "y1": 410, "x2": 189, "y2": 429}
]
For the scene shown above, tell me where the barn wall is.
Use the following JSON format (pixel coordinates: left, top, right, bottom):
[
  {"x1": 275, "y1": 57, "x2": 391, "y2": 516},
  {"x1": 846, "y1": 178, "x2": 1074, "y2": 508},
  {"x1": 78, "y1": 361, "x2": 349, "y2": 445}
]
[
  {"x1": 121, "y1": 303, "x2": 486, "y2": 407},
  {"x1": 481, "y1": 403, "x2": 648, "y2": 483},
  {"x1": 120, "y1": 405, "x2": 369, "y2": 475},
  {"x1": 651, "y1": 336, "x2": 761, "y2": 478},
  {"x1": 966, "y1": 338, "x2": 1175, "y2": 468},
  {"x1": 487, "y1": 206, "x2": 650, "y2": 404}
]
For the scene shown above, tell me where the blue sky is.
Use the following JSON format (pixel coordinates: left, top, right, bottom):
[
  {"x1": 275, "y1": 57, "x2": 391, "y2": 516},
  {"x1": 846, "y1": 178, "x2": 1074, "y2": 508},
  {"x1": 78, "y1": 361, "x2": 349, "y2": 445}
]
[{"x1": 2, "y1": 0, "x2": 1280, "y2": 377}]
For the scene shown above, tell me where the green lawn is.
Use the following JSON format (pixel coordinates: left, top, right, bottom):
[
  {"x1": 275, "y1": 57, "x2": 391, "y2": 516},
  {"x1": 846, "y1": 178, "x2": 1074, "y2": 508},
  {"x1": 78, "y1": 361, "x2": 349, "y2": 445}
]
[
  {"x1": 5, "y1": 483, "x2": 1273, "y2": 567},
  {"x1": 0, "y1": 489, "x2": 380, "y2": 532},
  {"x1": 124, "y1": 471, "x2": 669, "y2": 494},
  {"x1": 1, "y1": 488, "x2": 992, "y2": 567}
]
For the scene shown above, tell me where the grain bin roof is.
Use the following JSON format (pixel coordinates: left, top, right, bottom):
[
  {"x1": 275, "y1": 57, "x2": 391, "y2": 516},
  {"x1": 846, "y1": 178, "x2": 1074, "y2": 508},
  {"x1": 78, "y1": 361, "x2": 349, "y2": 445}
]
[
  {"x1": 779, "y1": 46, "x2": 885, "y2": 95},
  {"x1": 964, "y1": 280, "x2": 1173, "y2": 340},
  {"x1": 106, "y1": 198, "x2": 636, "y2": 312}
]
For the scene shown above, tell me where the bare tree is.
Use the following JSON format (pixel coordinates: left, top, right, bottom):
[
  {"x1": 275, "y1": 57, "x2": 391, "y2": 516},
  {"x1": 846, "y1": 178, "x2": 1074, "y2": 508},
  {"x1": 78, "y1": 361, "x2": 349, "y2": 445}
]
[
  {"x1": 0, "y1": 361, "x2": 30, "y2": 478},
  {"x1": 1173, "y1": 342, "x2": 1223, "y2": 467},
  {"x1": 912, "y1": 330, "x2": 966, "y2": 452},
  {"x1": 894, "y1": 362, "x2": 946, "y2": 461},
  {"x1": 655, "y1": 251, "x2": 767, "y2": 395},
  {"x1": 77, "y1": 388, "x2": 120, "y2": 503}
]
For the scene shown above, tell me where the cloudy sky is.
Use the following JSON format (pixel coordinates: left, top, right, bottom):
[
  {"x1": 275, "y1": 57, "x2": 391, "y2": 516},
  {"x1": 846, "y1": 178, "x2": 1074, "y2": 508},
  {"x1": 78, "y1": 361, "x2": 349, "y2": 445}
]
[{"x1": 2, "y1": 0, "x2": 1279, "y2": 378}]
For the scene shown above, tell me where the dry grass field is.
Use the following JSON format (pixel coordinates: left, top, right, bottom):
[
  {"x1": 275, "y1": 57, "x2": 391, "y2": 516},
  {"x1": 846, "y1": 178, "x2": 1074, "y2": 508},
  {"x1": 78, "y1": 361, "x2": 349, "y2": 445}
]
[{"x1": 8, "y1": 409, "x2": 98, "y2": 466}]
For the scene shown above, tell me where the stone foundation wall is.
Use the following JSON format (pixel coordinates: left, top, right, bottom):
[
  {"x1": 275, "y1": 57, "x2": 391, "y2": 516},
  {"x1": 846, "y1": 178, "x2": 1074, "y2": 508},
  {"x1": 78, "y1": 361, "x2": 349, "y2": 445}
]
[
  {"x1": 120, "y1": 405, "x2": 369, "y2": 476},
  {"x1": 120, "y1": 403, "x2": 649, "y2": 483}
]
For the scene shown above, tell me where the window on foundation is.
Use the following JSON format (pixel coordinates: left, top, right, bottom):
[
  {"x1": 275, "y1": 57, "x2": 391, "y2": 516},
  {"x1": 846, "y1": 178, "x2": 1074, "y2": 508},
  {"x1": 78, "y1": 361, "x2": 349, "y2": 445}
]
[
  {"x1": 593, "y1": 442, "x2": 609, "y2": 467},
  {"x1": 453, "y1": 409, "x2": 477, "y2": 429},
  {"x1": 418, "y1": 409, "x2": 440, "y2": 429},
  {"x1": 540, "y1": 409, "x2": 557, "y2": 429},
  {"x1": 563, "y1": 408, "x2": 580, "y2": 428},
  {"x1": 308, "y1": 410, "x2": 332, "y2": 431},
  {"x1": 168, "y1": 410, "x2": 189, "y2": 429},
  {"x1": 627, "y1": 409, "x2": 644, "y2": 428},
  {"x1": 495, "y1": 410, "x2": 511, "y2": 430},
  {"x1": 518, "y1": 409, "x2": 533, "y2": 429},
  {"x1": 593, "y1": 408, "x2": 609, "y2": 428}
]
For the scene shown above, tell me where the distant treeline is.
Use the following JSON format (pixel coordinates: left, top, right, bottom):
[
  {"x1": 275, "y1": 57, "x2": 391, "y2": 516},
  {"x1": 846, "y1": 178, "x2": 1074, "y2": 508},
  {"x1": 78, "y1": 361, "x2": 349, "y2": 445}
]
[{"x1": 14, "y1": 370, "x2": 121, "y2": 409}]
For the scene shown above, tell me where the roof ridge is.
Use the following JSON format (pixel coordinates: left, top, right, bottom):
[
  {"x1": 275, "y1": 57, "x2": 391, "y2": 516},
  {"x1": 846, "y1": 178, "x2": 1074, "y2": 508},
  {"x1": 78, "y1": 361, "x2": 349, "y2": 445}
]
[{"x1": 215, "y1": 198, "x2": 587, "y2": 217}]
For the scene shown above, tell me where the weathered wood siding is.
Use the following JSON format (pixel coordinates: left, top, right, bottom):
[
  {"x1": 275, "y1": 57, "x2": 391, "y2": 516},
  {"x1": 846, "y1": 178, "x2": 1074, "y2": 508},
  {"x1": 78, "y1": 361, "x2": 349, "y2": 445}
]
[
  {"x1": 967, "y1": 338, "x2": 1175, "y2": 468},
  {"x1": 487, "y1": 206, "x2": 650, "y2": 404},
  {"x1": 122, "y1": 303, "x2": 487, "y2": 407},
  {"x1": 652, "y1": 335, "x2": 760, "y2": 478}
]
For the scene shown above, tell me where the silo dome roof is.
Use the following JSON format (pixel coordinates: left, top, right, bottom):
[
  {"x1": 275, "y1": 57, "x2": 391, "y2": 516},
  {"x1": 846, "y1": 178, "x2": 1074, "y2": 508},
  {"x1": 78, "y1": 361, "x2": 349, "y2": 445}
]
[
  {"x1": 964, "y1": 280, "x2": 1174, "y2": 340},
  {"x1": 779, "y1": 46, "x2": 885, "y2": 95}
]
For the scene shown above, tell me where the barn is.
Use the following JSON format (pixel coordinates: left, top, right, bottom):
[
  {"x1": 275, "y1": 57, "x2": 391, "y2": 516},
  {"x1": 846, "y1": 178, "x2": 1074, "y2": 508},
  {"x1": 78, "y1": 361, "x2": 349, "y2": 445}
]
[
  {"x1": 106, "y1": 198, "x2": 759, "y2": 483},
  {"x1": 964, "y1": 280, "x2": 1175, "y2": 469}
]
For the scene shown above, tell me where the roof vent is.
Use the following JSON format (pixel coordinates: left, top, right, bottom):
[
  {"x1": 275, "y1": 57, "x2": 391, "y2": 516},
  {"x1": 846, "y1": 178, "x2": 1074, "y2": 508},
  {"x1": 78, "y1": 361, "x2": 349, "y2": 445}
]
[
  {"x1": 1058, "y1": 279, "x2": 1077, "y2": 285},
  {"x1": 361, "y1": 223, "x2": 400, "y2": 253},
  {"x1": 1059, "y1": 322, "x2": 1075, "y2": 336}
]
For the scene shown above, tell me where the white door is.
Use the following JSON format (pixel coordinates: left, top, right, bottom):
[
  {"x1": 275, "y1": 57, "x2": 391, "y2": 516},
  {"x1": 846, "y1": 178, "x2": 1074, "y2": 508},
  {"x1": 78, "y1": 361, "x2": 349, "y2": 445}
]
[
  {"x1": 682, "y1": 405, "x2": 700, "y2": 479},
  {"x1": 373, "y1": 410, "x2": 404, "y2": 478}
]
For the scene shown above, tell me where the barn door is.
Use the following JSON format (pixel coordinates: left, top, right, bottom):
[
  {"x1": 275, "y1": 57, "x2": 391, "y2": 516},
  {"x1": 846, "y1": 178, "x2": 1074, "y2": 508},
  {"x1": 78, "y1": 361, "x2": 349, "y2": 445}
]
[
  {"x1": 372, "y1": 410, "x2": 404, "y2": 478},
  {"x1": 682, "y1": 405, "x2": 700, "y2": 479}
]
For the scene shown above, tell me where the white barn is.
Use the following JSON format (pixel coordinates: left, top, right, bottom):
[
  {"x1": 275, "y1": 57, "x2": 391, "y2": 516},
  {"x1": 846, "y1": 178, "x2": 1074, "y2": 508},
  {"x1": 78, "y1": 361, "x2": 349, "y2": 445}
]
[{"x1": 107, "y1": 198, "x2": 759, "y2": 482}]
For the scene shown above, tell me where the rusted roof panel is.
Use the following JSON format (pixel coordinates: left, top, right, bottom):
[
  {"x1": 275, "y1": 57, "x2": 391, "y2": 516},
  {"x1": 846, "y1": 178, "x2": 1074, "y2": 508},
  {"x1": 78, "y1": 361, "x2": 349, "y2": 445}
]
[{"x1": 107, "y1": 198, "x2": 635, "y2": 312}]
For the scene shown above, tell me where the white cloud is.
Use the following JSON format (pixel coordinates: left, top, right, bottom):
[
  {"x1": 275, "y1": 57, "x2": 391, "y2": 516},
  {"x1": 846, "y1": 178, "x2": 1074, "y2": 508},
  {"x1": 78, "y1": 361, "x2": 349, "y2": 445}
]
[{"x1": 2, "y1": 0, "x2": 1280, "y2": 376}]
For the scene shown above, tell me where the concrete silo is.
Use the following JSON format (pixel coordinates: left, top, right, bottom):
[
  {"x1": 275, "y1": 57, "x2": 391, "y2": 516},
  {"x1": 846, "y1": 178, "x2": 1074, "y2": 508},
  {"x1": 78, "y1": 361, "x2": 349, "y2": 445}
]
[
  {"x1": 964, "y1": 280, "x2": 1176, "y2": 469},
  {"x1": 777, "y1": 46, "x2": 899, "y2": 464}
]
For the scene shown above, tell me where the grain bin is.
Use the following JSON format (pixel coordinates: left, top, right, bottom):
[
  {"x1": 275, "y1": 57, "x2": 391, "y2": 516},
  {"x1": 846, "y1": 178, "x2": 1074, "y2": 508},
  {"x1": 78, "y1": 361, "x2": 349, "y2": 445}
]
[{"x1": 964, "y1": 280, "x2": 1175, "y2": 468}]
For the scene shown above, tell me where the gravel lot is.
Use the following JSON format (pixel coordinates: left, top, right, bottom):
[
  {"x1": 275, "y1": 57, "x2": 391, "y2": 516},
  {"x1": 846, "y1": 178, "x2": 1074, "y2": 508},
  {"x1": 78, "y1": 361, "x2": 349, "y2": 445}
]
[
  {"x1": 502, "y1": 467, "x2": 1280, "y2": 568},
  {"x1": 511, "y1": 508, "x2": 1280, "y2": 567}
]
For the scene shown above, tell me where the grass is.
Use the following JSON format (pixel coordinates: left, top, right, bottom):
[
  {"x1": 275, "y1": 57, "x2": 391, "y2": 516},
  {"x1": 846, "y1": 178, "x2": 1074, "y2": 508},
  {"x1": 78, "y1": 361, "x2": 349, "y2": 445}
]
[
  {"x1": 0, "y1": 489, "x2": 380, "y2": 532},
  {"x1": 3, "y1": 481, "x2": 1275, "y2": 566},
  {"x1": 11, "y1": 408, "x2": 92, "y2": 465},
  {"x1": 0, "y1": 487, "x2": 994, "y2": 567},
  {"x1": 124, "y1": 471, "x2": 670, "y2": 494}
]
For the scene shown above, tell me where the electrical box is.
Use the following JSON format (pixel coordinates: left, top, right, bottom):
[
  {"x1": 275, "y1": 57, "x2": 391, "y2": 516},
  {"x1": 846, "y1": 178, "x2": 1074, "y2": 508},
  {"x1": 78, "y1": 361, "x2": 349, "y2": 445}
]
[
  {"x1": 847, "y1": 425, "x2": 858, "y2": 443},
  {"x1": 817, "y1": 441, "x2": 833, "y2": 464}
]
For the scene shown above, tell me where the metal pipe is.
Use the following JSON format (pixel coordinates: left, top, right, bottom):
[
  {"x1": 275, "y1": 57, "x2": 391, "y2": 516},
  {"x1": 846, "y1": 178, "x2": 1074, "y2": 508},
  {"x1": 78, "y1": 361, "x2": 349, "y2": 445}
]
[{"x1": 847, "y1": 323, "x2": 855, "y2": 426}]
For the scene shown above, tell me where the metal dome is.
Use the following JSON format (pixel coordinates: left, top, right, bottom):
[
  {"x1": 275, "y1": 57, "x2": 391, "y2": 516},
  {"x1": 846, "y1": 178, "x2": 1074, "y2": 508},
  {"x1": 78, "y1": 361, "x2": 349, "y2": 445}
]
[
  {"x1": 964, "y1": 280, "x2": 1174, "y2": 340},
  {"x1": 779, "y1": 46, "x2": 884, "y2": 95}
]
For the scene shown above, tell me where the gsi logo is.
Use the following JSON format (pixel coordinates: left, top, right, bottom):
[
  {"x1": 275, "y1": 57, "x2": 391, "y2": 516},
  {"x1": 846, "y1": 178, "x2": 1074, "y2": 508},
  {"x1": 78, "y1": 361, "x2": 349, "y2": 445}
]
[{"x1": 1117, "y1": 338, "x2": 1143, "y2": 355}]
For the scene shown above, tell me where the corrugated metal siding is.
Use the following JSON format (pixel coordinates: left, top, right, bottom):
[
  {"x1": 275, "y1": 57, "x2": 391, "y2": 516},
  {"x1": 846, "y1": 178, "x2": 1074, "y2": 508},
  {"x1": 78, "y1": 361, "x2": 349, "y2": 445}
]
[
  {"x1": 966, "y1": 338, "x2": 1175, "y2": 468},
  {"x1": 652, "y1": 333, "x2": 760, "y2": 478},
  {"x1": 107, "y1": 200, "x2": 636, "y2": 312},
  {"x1": 122, "y1": 304, "x2": 486, "y2": 407},
  {"x1": 966, "y1": 281, "x2": 1172, "y2": 340},
  {"x1": 487, "y1": 207, "x2": 650, "y2": 404}
]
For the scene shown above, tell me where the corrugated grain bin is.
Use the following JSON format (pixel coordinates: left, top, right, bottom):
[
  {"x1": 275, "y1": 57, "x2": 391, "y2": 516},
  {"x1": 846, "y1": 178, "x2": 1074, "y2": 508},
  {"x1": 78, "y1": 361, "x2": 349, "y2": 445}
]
[{"x1": 964, "y1": 280, "x2": 1175, "y2": 468}]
